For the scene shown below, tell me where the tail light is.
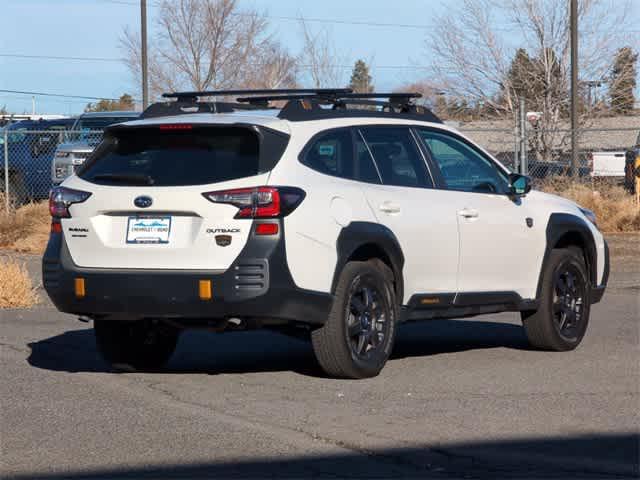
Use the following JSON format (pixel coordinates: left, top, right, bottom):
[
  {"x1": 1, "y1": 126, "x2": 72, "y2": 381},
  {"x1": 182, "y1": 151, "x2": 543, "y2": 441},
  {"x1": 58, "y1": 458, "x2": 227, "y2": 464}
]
[
  {"x1": 49, "y1": 186, "x2": 92, "y2": 219},
  {"x1": 202, "y1": 187, "x2": 305, "y2": 218}
]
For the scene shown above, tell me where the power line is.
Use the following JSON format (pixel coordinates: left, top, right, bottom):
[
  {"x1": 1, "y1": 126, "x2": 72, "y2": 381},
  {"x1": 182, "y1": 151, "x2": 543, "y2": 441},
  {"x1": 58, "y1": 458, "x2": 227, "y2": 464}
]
[
  {"x1": 90, "y1": 0, "x2": 640, "y2": 33},
  {"x1": 1, "y1": 52, "x2": 430, "y2": 70},
  {"x1": 0, "y1": 89, "x2": 134, "y2": 102},
  {"x1": 0, "y1": 53, "x2": 121, "y2": 62}
]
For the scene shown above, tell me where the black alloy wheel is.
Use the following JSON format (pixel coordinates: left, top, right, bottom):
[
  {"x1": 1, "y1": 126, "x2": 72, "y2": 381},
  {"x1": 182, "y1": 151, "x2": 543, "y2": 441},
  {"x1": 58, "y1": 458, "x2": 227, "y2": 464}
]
[
  {"x1": 345, "y1": 276, "x2": 392, "y2": 361},
  {"x1": 552, "y1": 262, "x2": 587, "y2": 341}
]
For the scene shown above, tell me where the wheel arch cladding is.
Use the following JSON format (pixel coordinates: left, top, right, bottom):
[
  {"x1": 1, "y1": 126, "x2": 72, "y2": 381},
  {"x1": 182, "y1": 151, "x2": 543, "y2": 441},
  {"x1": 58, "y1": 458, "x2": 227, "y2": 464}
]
[
  {"x1": 538, "y1": 213, "x2": 597, "y2": 298},
  {"x1": 333, "y1": 222, "x2": 405, "y2": 302}
]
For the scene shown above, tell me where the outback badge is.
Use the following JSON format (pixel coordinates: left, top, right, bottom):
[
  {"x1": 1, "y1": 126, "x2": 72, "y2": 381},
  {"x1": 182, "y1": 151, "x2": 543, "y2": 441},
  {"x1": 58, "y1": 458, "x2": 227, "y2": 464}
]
[{"x1": 215, "y1": 234, "x2": 232, "y2": 247}]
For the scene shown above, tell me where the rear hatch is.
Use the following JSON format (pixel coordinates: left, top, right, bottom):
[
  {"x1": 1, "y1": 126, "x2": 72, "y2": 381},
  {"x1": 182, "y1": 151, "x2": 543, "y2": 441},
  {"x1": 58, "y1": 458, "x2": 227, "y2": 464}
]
[{"x1": 60, "y1": 123, "x2": 289, "y2": 270}]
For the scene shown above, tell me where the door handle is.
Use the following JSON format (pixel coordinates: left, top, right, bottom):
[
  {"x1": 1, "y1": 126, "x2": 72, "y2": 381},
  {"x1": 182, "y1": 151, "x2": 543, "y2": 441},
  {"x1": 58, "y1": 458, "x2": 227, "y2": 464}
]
[
  {"x1": 458, "y1": 208, "x2": 479, "y2": 219},
  {"x1": 379, "y1": 202, "x2": 401, "y2": 214}
]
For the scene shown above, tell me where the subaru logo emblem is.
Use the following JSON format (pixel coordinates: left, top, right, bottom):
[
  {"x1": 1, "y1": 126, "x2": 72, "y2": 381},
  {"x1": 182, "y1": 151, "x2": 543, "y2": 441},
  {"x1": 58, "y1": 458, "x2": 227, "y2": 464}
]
[{"x1": 134, "y1": 196, "x2": 153, "y2": 208}]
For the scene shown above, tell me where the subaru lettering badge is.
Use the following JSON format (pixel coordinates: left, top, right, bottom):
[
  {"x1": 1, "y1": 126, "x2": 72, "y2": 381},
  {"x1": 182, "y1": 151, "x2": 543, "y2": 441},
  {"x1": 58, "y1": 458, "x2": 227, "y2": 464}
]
[{"x1": 134, "y1": 196, "x2": 153, "y2": 208}]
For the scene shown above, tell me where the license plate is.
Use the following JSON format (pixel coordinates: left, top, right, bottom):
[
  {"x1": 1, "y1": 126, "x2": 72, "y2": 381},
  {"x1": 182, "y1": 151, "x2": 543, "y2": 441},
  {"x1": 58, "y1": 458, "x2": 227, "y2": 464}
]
[{"x1": 126, "y1": 216, "x2": 171, "y2": 244}]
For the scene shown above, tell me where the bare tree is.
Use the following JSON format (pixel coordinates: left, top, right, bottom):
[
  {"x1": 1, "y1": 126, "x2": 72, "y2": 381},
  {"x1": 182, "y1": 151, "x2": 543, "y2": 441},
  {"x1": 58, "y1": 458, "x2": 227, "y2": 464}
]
[
  {"x1": 426, "y1": 0, "x2": 635, "y2": 161},
  {"x1": 244, "y1": 41, "x2": 299, "y2": 89},
  {"x1": 298, "y1": 19, "x2": 346, "y2": 88},
  {"x1": 121, "y1": 0, "x2": 297, "y2": 98},
  {"x1": 394, "y1": 80, "x2": 444, "y2": 108}
]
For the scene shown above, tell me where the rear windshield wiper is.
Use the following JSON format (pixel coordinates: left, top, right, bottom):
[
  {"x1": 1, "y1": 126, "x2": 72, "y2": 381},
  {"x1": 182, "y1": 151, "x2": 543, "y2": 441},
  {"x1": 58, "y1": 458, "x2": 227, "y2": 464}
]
[{"x1": 91, "y1": 173, "x2": 155, "y2": 185}]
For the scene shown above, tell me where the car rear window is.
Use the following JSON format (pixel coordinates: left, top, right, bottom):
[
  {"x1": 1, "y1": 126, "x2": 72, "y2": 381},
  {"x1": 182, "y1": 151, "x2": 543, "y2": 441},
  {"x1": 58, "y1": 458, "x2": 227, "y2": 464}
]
[{"x1": 79, "y1": 126, "x2": 266, "y2": 186}]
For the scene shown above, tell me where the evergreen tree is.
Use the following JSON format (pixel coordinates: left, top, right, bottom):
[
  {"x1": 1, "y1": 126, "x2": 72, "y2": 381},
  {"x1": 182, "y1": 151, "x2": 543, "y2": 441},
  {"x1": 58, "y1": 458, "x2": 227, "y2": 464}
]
[
  {"x1": 610, "y1": 46, "x2": 638, "y2": 114},
  {"x1": 348, "y1": 60, "x2": 373, "y2": 93},
  {"x1": 507, "y1": 48, "x2": 535, "y2": 99}
]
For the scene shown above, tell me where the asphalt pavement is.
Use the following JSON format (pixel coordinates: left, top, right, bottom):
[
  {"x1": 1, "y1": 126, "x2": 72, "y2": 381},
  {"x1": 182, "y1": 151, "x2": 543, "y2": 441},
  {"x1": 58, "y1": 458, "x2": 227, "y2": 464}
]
[{"x1": 1, "y1": 238, "x2": 638, "y2": 479}]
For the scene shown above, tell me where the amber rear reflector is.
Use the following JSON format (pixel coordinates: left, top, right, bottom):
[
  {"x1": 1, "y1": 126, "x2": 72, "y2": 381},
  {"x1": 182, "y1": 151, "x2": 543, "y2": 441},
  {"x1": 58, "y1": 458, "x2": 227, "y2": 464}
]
[
  {"x1": 74, "y1": 278, "x2": 86, "y2": 298},
  {"x1": 199, "y1": 280, "x2": 212, "y2": 300},
  {"x1": 420, "y1": 297, "x2": 440, "y2": 305}
]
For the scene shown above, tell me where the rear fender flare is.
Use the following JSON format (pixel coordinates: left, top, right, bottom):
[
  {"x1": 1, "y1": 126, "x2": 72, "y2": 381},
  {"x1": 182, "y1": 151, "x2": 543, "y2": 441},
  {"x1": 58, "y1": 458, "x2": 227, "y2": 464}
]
[{"x1": 332, "y1": 222, "x2": 405, "y2": 302}]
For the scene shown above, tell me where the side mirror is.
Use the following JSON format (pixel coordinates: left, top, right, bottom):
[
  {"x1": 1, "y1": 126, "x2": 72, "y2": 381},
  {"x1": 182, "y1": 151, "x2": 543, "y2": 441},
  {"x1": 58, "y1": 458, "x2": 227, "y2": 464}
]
[{"x1": 509, "y1": 173, "x2": 532, "y2": 197}]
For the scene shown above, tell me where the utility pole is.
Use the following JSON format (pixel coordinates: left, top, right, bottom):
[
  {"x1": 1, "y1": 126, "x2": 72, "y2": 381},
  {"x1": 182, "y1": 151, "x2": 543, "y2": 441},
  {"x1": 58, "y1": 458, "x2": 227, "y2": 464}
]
[
  {"x1": 570, "y1": 0, "x2": 579, "y2": 178},
  {"x1": 141, "y1": 0, "x2": 149, "y2": 109},
  {"x1": 519, "y1": 97, "x2": 527, "y2": 175}
]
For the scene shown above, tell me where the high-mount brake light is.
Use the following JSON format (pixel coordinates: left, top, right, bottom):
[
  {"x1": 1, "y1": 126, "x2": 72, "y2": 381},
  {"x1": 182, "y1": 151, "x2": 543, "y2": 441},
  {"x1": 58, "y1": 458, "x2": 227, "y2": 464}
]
[
  {"x1": 159, "y1": 124, "x2": 193, "y2": 130},
  {"x1": 49, "y1": 186, "x2": 92, "y2": 219},
  {"x1": 202, "y1": 187, "x2": 305, "y2": 219}
]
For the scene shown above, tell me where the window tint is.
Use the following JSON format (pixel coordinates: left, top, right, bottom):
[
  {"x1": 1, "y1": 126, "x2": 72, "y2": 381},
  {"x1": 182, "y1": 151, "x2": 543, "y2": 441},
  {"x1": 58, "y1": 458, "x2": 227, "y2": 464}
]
[
  {"x1": 355, "y1": 133, "x2": 381, "y2": 184},
  {"x1": 417, "y1": 130, "x2": 509, "y2": 194},
  {"x1": 302, "y1": 129, "x2": 353, "y2": 178},
  {"x1": 359, "y1": 127, "x2": 432, "y2": 188},
  {"x1": 79, "y1": 127, "x2": 261, "y2": 186}
]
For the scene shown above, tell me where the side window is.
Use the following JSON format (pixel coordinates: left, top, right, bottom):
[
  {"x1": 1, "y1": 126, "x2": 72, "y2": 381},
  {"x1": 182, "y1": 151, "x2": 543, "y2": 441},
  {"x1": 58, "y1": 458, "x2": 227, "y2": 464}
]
[
  {"x1": 355, "y1": 132, "x2": 382, "y2": 184},
  {"x1": 301, "y1": 129, "x2": 354, "y2": 179},
  {"x1": 359, "y1": 127, "x2": 432, "y2": 188},
  {"x1": 417, "y1": 129, "x2": 509, "y2": 194}
]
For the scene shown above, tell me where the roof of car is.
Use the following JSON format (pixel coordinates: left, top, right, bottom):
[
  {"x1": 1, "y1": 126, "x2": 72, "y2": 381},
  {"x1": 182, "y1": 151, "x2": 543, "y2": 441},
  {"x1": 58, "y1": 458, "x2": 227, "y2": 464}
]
[
  {"x1": 79, "y1": 111, "x2": 140, "y2": 118},
  {"x1": 8, "y1": 118, "x2": 76, "y2": 129},
  {"x1": 113, "y1": 111, "x2": 292, "y2": 134}
]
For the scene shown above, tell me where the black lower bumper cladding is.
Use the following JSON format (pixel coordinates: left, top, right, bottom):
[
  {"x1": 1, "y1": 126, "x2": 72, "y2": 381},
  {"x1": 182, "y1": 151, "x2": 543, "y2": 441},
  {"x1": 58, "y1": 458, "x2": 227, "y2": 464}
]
[{"x1": 42, "y1": 220, "x2": 332, "y2": 325}]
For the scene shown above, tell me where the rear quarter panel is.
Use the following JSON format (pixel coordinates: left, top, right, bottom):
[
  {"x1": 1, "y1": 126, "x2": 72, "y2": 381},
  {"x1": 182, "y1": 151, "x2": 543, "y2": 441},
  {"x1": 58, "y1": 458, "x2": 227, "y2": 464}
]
[{"x1": 267, "y1": 125, "x2": 377, "y2": 294}]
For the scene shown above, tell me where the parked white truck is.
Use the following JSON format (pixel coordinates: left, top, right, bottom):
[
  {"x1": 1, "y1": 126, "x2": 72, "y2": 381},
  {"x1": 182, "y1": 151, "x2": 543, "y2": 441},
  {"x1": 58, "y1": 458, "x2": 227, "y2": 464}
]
[{"x1": 589, "y1": 151, "x2": 627, "y2": 177}]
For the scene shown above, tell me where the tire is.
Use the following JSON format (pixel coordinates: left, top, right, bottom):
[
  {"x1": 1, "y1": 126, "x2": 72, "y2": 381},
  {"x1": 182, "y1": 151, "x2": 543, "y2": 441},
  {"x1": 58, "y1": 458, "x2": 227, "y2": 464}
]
[
  {"x1": 94, "y1": 320, "x2": 180, "y2": 372},
  {"x1": 311, "y1": 260, "x2": 398, "y2": 379},
  {"x1": 522, "y1": 247, "x2": 591, "y2": 351}
]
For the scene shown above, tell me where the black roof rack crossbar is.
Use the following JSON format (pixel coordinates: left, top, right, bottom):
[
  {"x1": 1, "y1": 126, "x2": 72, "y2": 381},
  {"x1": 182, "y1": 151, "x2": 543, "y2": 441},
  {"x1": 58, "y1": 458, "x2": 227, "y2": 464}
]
[
  {"x1": 235, "y1": 91, "x2": 423, "y2": 105},
  {"x1": 150, "y1": 88, "x2": 441, "y2": 123},
  {"x1": 331, "y1": 99, "x2": 411, "y2": 109},
  {"x1": 236, "y1": 94, "x2": 331, "y2": 105},
  {"x1": 162, "y1": 88, "x2": 353, "y2": 100},
  {"x1": 332, "y1": 92, "x2": 422, "y2": 100},
  {"x1": 278, "y1": 97, "x2": 442, "y2": 123}
]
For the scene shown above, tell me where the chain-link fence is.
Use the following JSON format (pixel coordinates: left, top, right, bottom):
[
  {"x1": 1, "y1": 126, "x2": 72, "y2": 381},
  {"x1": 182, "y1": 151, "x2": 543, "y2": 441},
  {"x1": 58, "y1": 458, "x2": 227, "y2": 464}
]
[
  {"x1": 459, "y1": 125, "x2": 638, "y2": 189},
  {"x1": 1, "y1": 125, "x2": 638, "y2": 212},
  {"x1": 1, "y1": 129, "x2": 103, "y2": 211}
]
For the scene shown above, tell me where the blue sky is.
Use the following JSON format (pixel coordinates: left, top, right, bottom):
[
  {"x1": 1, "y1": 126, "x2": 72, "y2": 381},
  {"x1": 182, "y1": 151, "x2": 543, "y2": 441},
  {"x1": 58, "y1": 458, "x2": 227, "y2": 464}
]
[{"x1": 1, "y1": 0, "x2": 638, "y2": 114}]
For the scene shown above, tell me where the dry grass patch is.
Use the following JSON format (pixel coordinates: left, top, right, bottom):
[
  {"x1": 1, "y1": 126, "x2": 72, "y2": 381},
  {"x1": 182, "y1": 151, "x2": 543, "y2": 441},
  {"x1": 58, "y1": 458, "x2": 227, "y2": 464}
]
[
  {"x1": 538, "y1": 178, "x2": 640, "y2": 233},
  {"x1": 0, "y1": 257, "x2": 38, "y2": 308},
  {"x1": 0, "y1": 194, "x2": 50, "y2": 254}
]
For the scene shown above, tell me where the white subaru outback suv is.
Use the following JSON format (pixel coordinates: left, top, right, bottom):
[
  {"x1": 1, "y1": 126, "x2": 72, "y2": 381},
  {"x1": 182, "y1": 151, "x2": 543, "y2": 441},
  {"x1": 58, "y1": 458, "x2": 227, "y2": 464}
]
[{"x1": 43, "y1": 89, "x2": 609, "y2": 379}]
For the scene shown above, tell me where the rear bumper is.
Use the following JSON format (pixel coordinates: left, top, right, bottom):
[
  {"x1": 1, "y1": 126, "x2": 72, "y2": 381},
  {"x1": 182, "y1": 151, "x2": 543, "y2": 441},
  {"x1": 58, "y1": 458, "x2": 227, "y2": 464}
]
[
  {"x1": 591, "y1": 239, "x2": 610, "y2": 304},
  {"x1": 42, "y1": 221, "x2": 332, "y2": 325}
]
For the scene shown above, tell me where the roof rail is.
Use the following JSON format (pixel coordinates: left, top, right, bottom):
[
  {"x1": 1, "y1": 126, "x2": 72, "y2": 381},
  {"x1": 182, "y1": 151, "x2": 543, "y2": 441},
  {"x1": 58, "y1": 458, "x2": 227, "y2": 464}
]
[
  {"x1": 148, "y1": 88, "x2": 442, "y2": 123},
  {"x1": 140, "y1": 100, "x2": 265, "y2": 119},
  {"x1": 277, "y1": 97, "x2": 441, "y2": 123}
]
